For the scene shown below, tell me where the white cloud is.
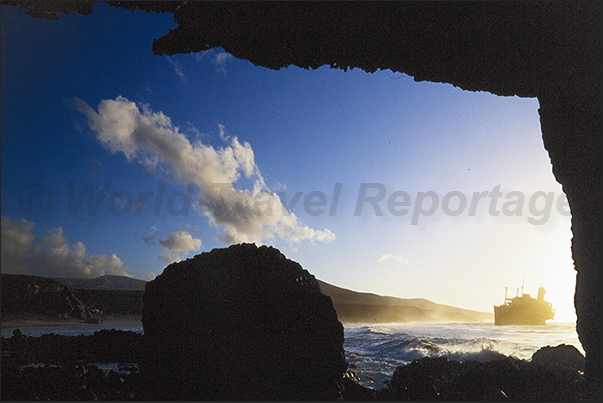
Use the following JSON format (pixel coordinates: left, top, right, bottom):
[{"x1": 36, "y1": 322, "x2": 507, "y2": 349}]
[
  {"x1": 159, "y1": 230, "x2": 202, "y2": 252},
  {"x1": 74, "y1": 96, "x2": 335, "y2": 246},
  {"x1": 158, "y1": 230, "x2": 202, "y2": 264},
  {"x1": 1, "y1": 215, "x2": 134, "y2": 278},
  {"x1": 377, "y1": 254, "x2": 410, "y2": 265}
]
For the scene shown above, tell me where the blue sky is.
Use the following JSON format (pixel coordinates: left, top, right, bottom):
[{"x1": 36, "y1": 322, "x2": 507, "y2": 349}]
[{"x1": 1, "y1": 4, "x2": 576, "y2": 321}]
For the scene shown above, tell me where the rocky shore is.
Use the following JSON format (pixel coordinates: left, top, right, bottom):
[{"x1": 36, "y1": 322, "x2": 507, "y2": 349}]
[
  {"x1": 1, "y1": 329, "x2": 143, "y2": 401},
  {"x1": 1, "y1": 245, "x2": 596, "y2": 400},
  {"x1": 1, "y1": 329, "x2": 594, "y2": 400}
]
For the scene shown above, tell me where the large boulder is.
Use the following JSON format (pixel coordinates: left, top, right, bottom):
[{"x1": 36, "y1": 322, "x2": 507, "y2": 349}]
[
  {"x1": 140, "y1": 243, "x2": 347, "y2": 400},
  {"x1": 385, "y1": 356, "x2": 587, "y2": 400},
  {"x1": 531, "y1": 344, "x2": 585, "y2": 372}
]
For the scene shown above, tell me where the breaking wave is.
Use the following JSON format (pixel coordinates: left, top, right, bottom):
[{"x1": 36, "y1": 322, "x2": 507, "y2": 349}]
[{"x1": 343, "y1": 322, "x2": 581, "y2": 389}]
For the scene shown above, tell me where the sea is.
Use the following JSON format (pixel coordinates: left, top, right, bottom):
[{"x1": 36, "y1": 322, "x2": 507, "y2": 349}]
[{"x1": 1, "y1": 321, "x2": 582, "y2": 389}]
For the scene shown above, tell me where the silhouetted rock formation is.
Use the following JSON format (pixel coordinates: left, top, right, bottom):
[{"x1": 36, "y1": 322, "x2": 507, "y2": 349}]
[
  {"x1": 382, "y1": 356, "x2": 588, "y2": 401},
  {"x1": 1, "y1": 328, "x2": 142, "y2": 364},
  {"x1": 531, "y1": 344, "x2": 585, "y2": 373},
  {"x1": 1, "y1": 329, "x2": 143, "y2": 401},
  {"x1": 1, "y1": 328, "x2": 591, "y2": 401},
  {"x1": 539, "y1": 92, "x2": 600, "y2": 388},
  {"x1": 77, "y1": 289, "x2": 144, "y2": 317},
  {"x1": 140, "y1": 243, "x2": 347, "y2": 400},
  {"x1": 1, "y1": 362, "x2": 142, "y2": 401},
  {"x1": 55, "y1": 275, "x2": 146, "y2": 317},
  {"x1": 0, "y1": 0, "x2": 95, "y2": 20},
  {"x1": 1, "y1": 273, "x2": 144, "y2": 321},
  {"x1": 5, "y1": 1, "x2": 600, "y2": 390},
  {"x1": 1, "y1": 274, "x2": 91, "y2": 321}
]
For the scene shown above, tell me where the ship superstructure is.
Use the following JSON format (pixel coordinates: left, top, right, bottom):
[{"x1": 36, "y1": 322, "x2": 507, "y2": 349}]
[{"x1": 494, "y1": 282, "x2": 555, "y2": 325}]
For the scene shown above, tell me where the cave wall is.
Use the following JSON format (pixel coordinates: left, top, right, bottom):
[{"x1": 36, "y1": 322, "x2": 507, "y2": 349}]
[
  {"x1": 539, "y1": 89, "x2": 600, "y2": 387},
  {"x1": 4, "y1": 0, "x2": 600, "y2": 389}
]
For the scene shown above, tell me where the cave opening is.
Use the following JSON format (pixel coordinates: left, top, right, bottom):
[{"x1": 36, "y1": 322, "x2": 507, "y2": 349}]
[{"x1": 1, "y1": 0, "x2": 598, "y2": 394}]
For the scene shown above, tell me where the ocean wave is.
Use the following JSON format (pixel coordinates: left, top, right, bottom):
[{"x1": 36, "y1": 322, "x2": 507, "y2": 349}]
[
  {"x1": 357, "y1": 325, "x2": 402, "y2": 336},
  {"x1": 345, "y1": 331, "x2": 532, "y2": 388},
  {"x1": 438, "y1": 339, "x2": 510, "y2": 362}
]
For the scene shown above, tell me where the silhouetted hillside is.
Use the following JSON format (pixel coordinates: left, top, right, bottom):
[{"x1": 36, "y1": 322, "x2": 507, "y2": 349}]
[
  {"x1": 317, "y1": 280, "x2": 493, "y2": 323},
  {"x1": 2, "y1": 273, "x2": 491, "y2": 324},
  {"x1": 55, "y1": 275, "x2": 147, "y2": 291},
  {"x1": 77, "y1": 290, "x2": 144, "y2": 316},
  {"x1": 1, "y1": 274, "x2": 91, "y2": 321}
]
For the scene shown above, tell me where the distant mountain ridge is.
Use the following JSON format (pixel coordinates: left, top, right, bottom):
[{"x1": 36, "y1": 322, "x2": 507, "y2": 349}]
[
  {"x1": 2, "y1": 274, "x2": 492, "y2": 324},
  {"x1": 53, "y1": 274, "x2": 491, "y2": 323},
  {"x1": 1, "y1": 274, "x2": 92, "y2": 321},
  {"x1": 54, "y1": 275, "x2": 147, "y2": 291},
  {"x1": 316, "y1": 280, "x2": 493, "y2": 323}
]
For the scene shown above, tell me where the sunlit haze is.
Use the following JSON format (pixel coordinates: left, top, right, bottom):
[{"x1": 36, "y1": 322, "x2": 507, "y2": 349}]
[{"x1": 1, "y1": 4, "x2": 576, "y2": 322}]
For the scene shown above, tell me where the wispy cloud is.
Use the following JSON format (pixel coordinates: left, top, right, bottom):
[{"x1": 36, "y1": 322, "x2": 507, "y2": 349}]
[
  {"x1": 140, "y1": 271, "x2": 158, "y2": 281},
  {"x1": 1, "y1": 215, "x2": 133, "y2": 278},
  {"x1": 73, "y1": 96, "x2": 335, "y2": 245},
  {"x1": 158, "y1": 230, "x2": 202, "y2": 264},
  {"x1": 194, "y1": 48, "x2": 233, "y2": 77},
  {"x1": 143, "y1": 231, "x2": 156, "y2": 245},
  {"x1": 377, "y1": 253, "x2": 410, "y2": 265},
  {"x1": 184, "y1": 121, "x2": 205, "y2": 139},
  {"x1": 167, "y1": 56, "x2": 185, "y2": 82}
]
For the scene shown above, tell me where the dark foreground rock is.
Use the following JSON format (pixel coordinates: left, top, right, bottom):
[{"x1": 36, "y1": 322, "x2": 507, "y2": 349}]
[
  {"x1": 140, "y1": 243, "x2": 348, "y2": 400},
  {"x1": 380, "y1": 356, "x2": 591, "y2": 401},
  {"x1": 0, "y1": 328, "x2": 594, "y2": 401},
  {"x1": 1, "y1": 361, "x2": 143, "y2": 401},
  {"x1": 1, "y1": 329, "x2": 144, "y2": 401},
  {"x1": 1, "y1": 328, "x2": 142, "y2": 364},
  {"x1": 531, "y1": 343, "x2": 586, "y2": 372}
]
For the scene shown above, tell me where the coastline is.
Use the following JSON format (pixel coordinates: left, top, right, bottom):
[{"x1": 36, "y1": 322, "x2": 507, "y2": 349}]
[
  {"x1": 3, "y1": 318, "x2": 576, "y2": 329},
  {"x1": 1, "y1": 319, "x2": 590, "y2": 400},
  {"x1": 1, "y1": 316, "x2": 142, "y2": 329}
]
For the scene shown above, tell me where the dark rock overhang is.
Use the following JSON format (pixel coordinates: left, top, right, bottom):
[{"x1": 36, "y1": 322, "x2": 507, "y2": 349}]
[
  {"x1": 3, "y1": 1, "x2": 598, "y2": 98},
  {"x1": 2, "y1": 0, "x2": 600, "y2": 391}
]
